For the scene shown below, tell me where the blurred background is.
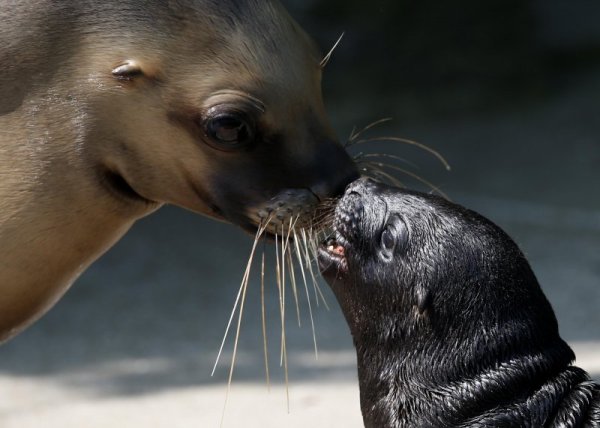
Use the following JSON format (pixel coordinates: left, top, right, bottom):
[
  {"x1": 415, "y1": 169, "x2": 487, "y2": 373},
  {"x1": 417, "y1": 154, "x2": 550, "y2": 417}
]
[{"x1": 1, "y1": 1, "x2": 599, "y2": 426}]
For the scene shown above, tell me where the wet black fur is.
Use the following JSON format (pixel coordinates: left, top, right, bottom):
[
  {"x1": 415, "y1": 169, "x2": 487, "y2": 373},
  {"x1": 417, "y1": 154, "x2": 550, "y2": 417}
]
[{"x1": 319, "y1": 178, "x2": 600, "y2": 428}]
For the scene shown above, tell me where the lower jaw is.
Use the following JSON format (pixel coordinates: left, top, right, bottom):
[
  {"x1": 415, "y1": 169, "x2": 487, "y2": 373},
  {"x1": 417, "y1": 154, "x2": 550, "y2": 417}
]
[{"x1": 317, "y1": 247, "x2": 347, "y2": 278}]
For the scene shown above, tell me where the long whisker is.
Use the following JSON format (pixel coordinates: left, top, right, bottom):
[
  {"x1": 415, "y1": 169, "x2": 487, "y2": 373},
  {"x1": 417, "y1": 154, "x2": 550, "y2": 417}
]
[
  {"x1": 300, "y1": 228, "x2": 324, "y2": 309},
  {"x1": 306, "y1": 212, "x2": 333, "y2": 231},
  {"x1": 294, "y1": 230, "x2": 319, "y2": 360},
  {"x1": 348, "y1": 136, "x2": 451, "y2": 171},
  {"x1": 220, "y1": 250, "x2": 251, "y2": 427},
  {"x1": 370, "y1": 161, "x2": 450, "y2": 199},
  {"x1": 298, "y1": 228, "x2": 317, "y2": 306},
  {"x1": 219, "y1": 219, "x2": 268, "y2": 426},
  {"x1": 260, "y1": 246, "x2": 270, "y2": 391},
  {"x1": 303, "y1": 227, "x2": 330, "y2": 310},
  {"x1": 275, "y1": 232, "x2": 290, "y2": 412},
  {"x1": 285, "y1": 217, "x2": 301, "y2": 327},
  {"x1": 287, "y1": 250, "x2": 301, "y2": 327},
  {"x1": 275, "y1": 232, "x2": 285, "y2": 367},
  {"x1": 354, "y1": 152, "x2": 421, "y2": 170},
  {"x1": 212, "y1": 220, "x2": 268, "y2": 376},
  {"x1": 212, "y1": 277, "x2": 245, "y2": 377},
  {"x1": 347, "y1": 118, "x2": 393, "y2": 144},
  {"x1": 320, "y1": 32, "x2": 345, "y2": 69},
  {"x1": 357, "y1": 163, "x2": 406, "y2": 187},
  {"x1": 279, "y1": 217, "x2": 296, "y2": 366}
]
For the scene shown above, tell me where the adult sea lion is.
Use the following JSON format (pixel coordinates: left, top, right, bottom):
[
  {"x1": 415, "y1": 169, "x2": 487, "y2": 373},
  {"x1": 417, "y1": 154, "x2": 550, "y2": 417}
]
[
  {"x1": 0, "y1": 0, "x2": 358, "y2": 343},
  {"x1": 318, "y1": 178, "x2": 600, "y2": 427}
]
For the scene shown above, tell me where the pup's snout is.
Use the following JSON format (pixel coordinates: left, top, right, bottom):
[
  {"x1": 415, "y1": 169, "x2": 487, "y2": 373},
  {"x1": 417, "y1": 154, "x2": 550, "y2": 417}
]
[
  {"x1": 335, "y1": 189, "x2": 365, "y2": 244},
  {"x1": 344, "y1": 177, "x2": 380, "y2": 197}
]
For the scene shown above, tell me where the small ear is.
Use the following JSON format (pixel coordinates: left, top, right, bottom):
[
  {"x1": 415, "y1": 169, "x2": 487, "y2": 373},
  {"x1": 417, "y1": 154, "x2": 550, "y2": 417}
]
[
  {"x1": 112, "y1": 60, "x2": 144, "y2": 80},
  {"x1": 416, "y1": 287, "x2": 432, "y2": 316}
]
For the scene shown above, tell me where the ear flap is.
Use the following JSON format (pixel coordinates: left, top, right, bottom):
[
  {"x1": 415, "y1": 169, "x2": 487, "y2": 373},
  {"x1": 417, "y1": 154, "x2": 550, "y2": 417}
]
[{"x1": 112, "y1": 60, "x2": 144, "y2": 80}]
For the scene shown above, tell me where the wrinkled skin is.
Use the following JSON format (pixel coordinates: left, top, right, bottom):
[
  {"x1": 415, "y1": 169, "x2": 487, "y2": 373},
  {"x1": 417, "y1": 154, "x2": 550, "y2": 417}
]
[{"x1": 319, "y1": 178, "x2": 600, "y2": 427}]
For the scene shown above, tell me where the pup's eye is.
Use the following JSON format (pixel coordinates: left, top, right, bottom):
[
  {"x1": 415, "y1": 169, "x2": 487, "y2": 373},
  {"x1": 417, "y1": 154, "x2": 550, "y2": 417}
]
[
  {"x1": 381, "y1": 226, "x2": 396, "y2": 251},
  {"x1": 203, "y1": 111, "x2": 255, "y2": 151},
  {"x1": 379, "y1": 215, "x2": 408, "y2": 259}
]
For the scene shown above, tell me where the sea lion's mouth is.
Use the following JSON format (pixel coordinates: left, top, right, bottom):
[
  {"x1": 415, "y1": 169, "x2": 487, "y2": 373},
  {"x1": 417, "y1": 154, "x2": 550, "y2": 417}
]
[
  {"x1": 317, "y1": 234, "x2": 348, "y2": 276},
  {"x1": 325, "y1": 236, "x2": 346, "y2": 258},
  {"x1": 246, "y1": 188, "x2": 320, "y2": 235}
]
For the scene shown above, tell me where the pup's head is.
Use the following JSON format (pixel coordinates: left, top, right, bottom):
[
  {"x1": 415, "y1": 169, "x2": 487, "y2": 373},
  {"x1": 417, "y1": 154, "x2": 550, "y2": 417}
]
[{"x1": 318, "y1": 178, "x2": 564, "y2": 358}]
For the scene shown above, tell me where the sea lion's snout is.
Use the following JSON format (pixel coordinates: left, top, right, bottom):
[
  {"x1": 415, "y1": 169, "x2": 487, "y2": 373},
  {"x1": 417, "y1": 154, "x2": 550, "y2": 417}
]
[
  {"x1": 318, "y1": 178, "x2": 378, "y2": 278},
  {"x1": 243, "y1": 137, "x2": 359, "y2": 235},
  {"x1": 334, "y1": 191, "x2": 365, "y2": 245},
  {"x1": 308, "y1": 139, "x2": 361, "y2": 200},
  {"x1": 246, "y1": 189, "x2": 318, "y2": 232},
  {"x1": 333, "y1": 177, "x2": 384, "y2": 243},
  {"x1": 317, "y1": 196, "x2": 361, "y2": 278},
  {"x1": 0, "y1": 0, "x2": 373, "y2": 342},
  {"x1": 344, "y1": 176, "x2": 381, "y2": 196}
]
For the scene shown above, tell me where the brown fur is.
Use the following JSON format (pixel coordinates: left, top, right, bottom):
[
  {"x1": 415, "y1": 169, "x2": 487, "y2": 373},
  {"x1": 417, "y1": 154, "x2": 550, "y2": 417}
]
[{"x1": 0, "y1": 0, "x2": 357, "y2": 342}]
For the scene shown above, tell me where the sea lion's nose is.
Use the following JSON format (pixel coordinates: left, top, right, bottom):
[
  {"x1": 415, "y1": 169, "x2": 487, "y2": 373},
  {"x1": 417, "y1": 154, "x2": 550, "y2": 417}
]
[{"x1": 309, "y1": 141, "x2": 360, "y2": 200}]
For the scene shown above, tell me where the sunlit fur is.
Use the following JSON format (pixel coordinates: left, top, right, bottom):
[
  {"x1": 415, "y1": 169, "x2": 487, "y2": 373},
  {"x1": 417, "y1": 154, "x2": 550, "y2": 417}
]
[{"x1": 0, "y1": 0, "x2": 358, "y2": 342}]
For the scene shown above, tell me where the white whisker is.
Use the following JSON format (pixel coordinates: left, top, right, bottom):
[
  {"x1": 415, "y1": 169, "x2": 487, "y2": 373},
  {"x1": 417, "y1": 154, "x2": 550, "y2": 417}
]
[
  {"x1": 358, "y1": 163, "x2": 405, "y2": 187},
  {"x1": 370, "y1": 161, "x2": 450, "y2": 199},
  {"x1": 212, "y1": 221, "x2": 267, "y2": 376},
  {"x1": 348, "y1": 136, "x2": 451, "y2": 171},
  {"x1": 294, "y1": 230, "x2": 319, "y2": 360},
  {"x1": 320, "y1": 32, "x2": 345, "y2": 69},
  {"x1": 301, "y1": 228, "x2": 330, "y2": 311},
  {"x1": 260, "y1": 247, "x2": 270, "y2": 391},
  {"x1": 219, "y1": 219, "x2": 268, "y2": 426},
  {"x1": 286, "y1": 217, "x2": 301, "y2": 327},
  {"x1": 275, "y1": 232, "x2": 291, "y2": 412},
  {"x1": 347, "y1": 117, "x2": 393, "y2": 144}
]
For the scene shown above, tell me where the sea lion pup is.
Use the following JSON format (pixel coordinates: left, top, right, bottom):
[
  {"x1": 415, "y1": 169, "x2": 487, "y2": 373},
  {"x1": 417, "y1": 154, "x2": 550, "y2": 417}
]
[
  {"x1": 0, "y1": 0, "x2": 358, "y2": 342},
  {"x1": 318, "y1": 178, "x2": 600, "y2": 427}
]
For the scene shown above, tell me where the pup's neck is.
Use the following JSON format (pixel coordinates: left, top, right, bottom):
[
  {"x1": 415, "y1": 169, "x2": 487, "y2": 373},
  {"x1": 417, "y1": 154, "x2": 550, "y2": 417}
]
[{"x1": 354, "y1": 335, "x2": 578, "y2": 427}]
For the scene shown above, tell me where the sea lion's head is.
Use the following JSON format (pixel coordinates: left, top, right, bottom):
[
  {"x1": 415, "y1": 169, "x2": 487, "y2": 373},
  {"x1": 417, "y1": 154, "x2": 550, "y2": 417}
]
[
  {"x1": 74, "y1": 0, "x2": 357, "y2": 233},
  {"x1": 318, "y1": 178, "x2": 565, "y2": 356}
]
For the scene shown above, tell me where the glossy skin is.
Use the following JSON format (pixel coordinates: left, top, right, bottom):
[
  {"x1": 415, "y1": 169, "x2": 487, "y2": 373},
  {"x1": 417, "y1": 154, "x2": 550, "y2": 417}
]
[
  {"x1": 0, "y1": 0, "x2": 357, "y2": 342},
  {"x1": 319, "y1": 178, "x2": 600, "y2": 427}
]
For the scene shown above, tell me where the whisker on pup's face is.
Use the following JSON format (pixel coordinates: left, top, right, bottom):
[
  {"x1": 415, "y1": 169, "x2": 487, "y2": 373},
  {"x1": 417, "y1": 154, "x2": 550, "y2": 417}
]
[{"x1": 317, "y1": 177, "x2": 598, "y2": 428}]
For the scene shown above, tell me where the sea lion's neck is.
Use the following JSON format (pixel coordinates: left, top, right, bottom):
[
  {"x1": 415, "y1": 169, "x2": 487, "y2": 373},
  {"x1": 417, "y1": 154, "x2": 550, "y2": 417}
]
[
  {"x1": 355, "y1": 335, "x2": 578, "y2": 427},
  {"x1": 0, "y1": 132, "x2": 157, "y2": 342}
]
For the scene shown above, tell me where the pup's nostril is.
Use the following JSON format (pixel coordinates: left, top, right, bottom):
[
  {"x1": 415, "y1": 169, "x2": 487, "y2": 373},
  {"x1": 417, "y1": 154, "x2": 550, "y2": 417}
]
[{"x1": 344, "y1": 176, "x2": 377, "y2": 197}]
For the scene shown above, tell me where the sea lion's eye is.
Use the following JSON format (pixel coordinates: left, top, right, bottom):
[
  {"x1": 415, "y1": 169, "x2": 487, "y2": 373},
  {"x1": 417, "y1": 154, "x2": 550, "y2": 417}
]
[
  {"x1": 203, "y1": 111, "x2": 255, "y2": 150},
  {"x1": 381, "y1": 226, "x2": 396, "y2": 252},
  {"x1": 379, "y1": 215, "x2": 408, "y2": 259}
]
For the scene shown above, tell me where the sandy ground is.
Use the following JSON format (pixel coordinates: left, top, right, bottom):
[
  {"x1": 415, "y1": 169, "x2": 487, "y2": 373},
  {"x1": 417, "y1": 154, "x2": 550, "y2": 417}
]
[
  {"x1": 1, "y1": 345, "x2": 599, "y2": 428},
  {"x1": 1, "y1": 57, "x2": 599, "y2": 428}
]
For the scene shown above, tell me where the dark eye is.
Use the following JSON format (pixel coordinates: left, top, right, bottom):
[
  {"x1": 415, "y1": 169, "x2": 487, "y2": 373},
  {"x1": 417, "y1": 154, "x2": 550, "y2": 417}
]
[
  {"x1": 379, "y1": 215, "x2": 408, "y2": 260},
  {"x1": 203, "y1": 112, "x2": 255, "y2": 150},
  {"x1": 381, "y1": 226, "x2": 396, "y2": 251}
]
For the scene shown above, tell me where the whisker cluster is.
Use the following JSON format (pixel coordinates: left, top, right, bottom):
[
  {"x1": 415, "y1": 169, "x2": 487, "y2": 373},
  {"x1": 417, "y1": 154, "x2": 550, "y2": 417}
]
[
  {"x1": 215, "y1": 118, "x2": 450, "y2": 425},
  {"x1": 214, "y1": 206, "x2": 336, "y2": 425},
  {"x1": 348, "y1": 118, "x2": 451, "y2": 198}
]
